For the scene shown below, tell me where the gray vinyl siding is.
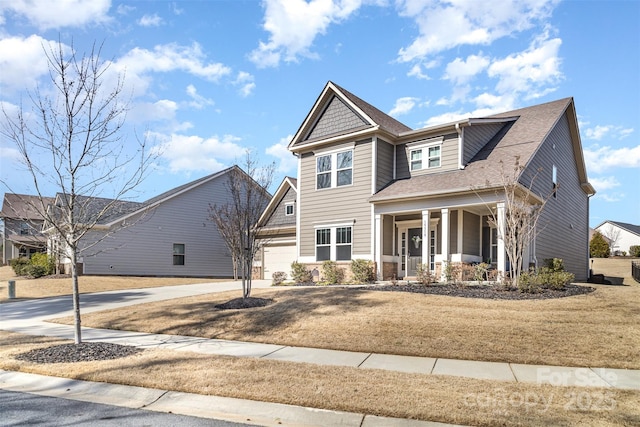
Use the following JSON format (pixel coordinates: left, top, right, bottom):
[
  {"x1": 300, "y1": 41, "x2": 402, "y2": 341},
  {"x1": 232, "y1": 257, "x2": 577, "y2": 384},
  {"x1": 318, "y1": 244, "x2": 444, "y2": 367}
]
[
  {"x1": 463, "y1": 123, "x2": 504, "y2": 164},
  {"x1": 522, "y1": 112, "x2": 589, "y2": 280},
  {"x1": 376, "y1": 139, "x2": 395, "y2": 191},
  {"x1": 264, "y1": 187, "x2": 296, "y2": 228},
  {"x1": 449, "y1": 210, "x2": 458, "y2": 254},
  {"x1": 306, "y1": 96, "x2": 368, "y2": 140},
  {"x1": 463, "y1": 211, "x2": 480, "y2": 255},
  {"x1": 80, "y1": 174, "x2": 236, "y2": 277},
  {"x1": 299, "y1": 139, "x2": 373, "y2": 258},
  {"x1": 396, "y1": 133, "x2": 459, "y2": 179}
]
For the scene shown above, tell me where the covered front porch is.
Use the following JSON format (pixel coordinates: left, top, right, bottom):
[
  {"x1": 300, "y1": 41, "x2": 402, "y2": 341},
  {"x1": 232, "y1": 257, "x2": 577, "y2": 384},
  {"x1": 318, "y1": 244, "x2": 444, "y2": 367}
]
[{"x1": 373, "y1": 197, "x2": 518, "y2": 281}]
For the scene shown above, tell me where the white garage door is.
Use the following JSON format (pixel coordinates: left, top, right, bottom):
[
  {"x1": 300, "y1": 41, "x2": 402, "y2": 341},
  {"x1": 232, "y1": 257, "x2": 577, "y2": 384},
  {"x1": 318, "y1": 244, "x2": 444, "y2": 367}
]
[{"x1": 263, "y1": 244, "x2": 296, "y2": 280}]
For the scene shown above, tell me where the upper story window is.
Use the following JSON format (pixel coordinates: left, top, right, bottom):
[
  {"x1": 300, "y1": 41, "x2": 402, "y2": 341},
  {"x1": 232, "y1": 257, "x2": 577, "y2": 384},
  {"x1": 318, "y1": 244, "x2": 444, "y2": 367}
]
[
  {"x1": 285, "y1": 202, "x2": 294, "y2": 216},
  {"x1": 410, "y1": 144, "x2": 441, "y2": 171},
  {"x1": 316, "y1": 149, "x2": 353, "y2": 189},
  {"x1": 20, "y1": 222, "x2": 30, "y2": 236}
]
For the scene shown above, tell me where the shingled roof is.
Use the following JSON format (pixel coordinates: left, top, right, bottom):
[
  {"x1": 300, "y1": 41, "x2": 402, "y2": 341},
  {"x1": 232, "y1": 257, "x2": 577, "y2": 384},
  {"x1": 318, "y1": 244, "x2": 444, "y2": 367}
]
[
  {"x1": 370, "y1": 97, "x2": 585, "y2": 202},
  {"x1": 0, "y1": 193, "x2": 55, "y2": 221}
]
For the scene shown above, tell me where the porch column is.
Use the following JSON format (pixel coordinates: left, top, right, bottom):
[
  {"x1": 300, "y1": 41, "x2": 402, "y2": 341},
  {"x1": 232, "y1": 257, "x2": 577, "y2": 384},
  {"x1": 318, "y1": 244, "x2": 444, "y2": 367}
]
[
  {"x1": 441, "y1": 208, "x2": 449, "y2": 281},
  {"x1": 421, "y1": 210, "x2": 430, "y2": 271},
  {"x1": 496, "y1": 202, "x2": 506, "y2": 281},
  {"x1": 374, "y1": 213, "x2": 382, "y2": 280}
]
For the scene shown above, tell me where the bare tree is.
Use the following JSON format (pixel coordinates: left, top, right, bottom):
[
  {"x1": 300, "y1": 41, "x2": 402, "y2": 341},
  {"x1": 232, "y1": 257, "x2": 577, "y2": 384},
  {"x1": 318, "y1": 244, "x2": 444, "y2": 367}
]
[
  {"x1": 1, "y1": 39, "x2": 153, "y2": 344},
  {"x1": 209, "y1": 151, "x2": 274, "y2": 299},
  {"x1": 477, "y1": 157, "x2": 551, "y2": 287},
  {"x1": 600, "y1": 224, "x2": 621, "y2": 255}
]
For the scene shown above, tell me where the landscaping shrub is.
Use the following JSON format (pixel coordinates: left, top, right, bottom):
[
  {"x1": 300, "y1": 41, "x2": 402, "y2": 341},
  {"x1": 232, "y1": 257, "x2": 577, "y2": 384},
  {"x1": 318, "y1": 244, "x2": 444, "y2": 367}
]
[
  {"x1": 474, "y1": 262, "x2": 490, "y2": 282},
  {"x1": 517, "y1": 270, "x2": 542, "y2": 293},
  {"x1": 630, "y1": 245, "x2": 640, "y2": 257},
  {"x1": 271, "y1": 271, "x2": 287, "y2": 286},
  {"x1": 30, "y1": 252, "x2": 55, "y2": 276},
  {"x1": 351, "y1": 259, "x2": 376, "y2": 284},
  {"x1": 9, "y1": 257, "x2": 30, "y2": 276},
  {"x1": 290, "y1": 262, "x2": 312, "y2": 284},
  {"x1": 590, "y1": 232, "x2": 610, "y2": 258},
  {"x1": 543, "y1": 257, "x2": 565, "y2": 272},
  {"x1": 321, "y1": 260, "x2": 344, "y2": 284},
  {"x1": 25, "y1": 264, "x2": 48, "y2": 278},
  {"x1": 415, "y1": 263, "x2": 435, "y2": 285}
]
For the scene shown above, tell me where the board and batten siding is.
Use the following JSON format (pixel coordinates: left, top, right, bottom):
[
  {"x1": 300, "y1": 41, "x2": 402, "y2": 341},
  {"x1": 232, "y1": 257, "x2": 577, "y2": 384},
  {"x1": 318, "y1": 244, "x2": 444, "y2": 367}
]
[
  {"x1": 376, "y1": 139, "x2": 395, "y2": 192},
  {"x1": 81, "y1": 175, "x2": 235, "y2": 277},
  {"x1": 299, "y1": 139, "x2": 373, "y2": 259},
  {"x1": 463, "y1": 210, "x2": 480, "y2": 255},
  {"x1": 522, "y1": 112, "x2": 589, "y2": 280},
  {"x1": 396, "y1": 133, "x2": 459, "y2": 179},
  {"x1": 463, "y1": 123, "x2": 505, "y2": 164},
  {"x1": 264, "y1": 186, "x2": 296, "y2": 228}
]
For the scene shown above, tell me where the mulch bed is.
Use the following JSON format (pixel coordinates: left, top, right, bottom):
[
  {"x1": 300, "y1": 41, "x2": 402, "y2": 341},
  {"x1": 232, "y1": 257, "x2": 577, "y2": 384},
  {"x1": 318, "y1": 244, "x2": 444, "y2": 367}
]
[
  {"x1": 15, "y1": 342, "x2": 142, "y2": 364},
  {"x1": 361, "y1": 283, "x2": 596, "y2": 300},
  {"x1": 215, "y1": 297, "x2": 274, "y2": 310}
]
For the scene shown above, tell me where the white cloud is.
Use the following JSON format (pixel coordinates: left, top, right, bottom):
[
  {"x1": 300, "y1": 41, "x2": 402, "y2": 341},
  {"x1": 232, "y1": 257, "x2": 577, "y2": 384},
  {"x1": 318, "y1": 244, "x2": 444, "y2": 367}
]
[
  {"x1": 584, "y1": 124, "x2": 635, "y2": 141},
  {"x1": 397, "y1": 0, "x2": 558, "y2": 62},
  {"x1": 487, "y1": 29, "x2": 562, "y2": 99},
  {"x1": 0, "y1": 0, "x2": 112, "y2": 30},
  {"x1": 444, "y1": 54, "x2": 490, "y2": 85},
  {"x1": 128, "y1": 99, "x2": 179, "y2": 123},
  {"x1": 266, "y1": 135, "x2": 297, "y2": 173},
  {"x1": 138, "y1": 13, "x2": 164, "y2": 27},
  {"x1": 185, "y1": 84, "x2": 215, "y2": 109},
  {"x1": 584, "y1": 144, "x2": 640, "y2": 174},
  {"x1": 0, "y1": 35, "x2": 60, "y2": 93},
  {"x1": 589, "y1": 176, "x2": 620, "y2": 192},
  {"x1": 389, "y1": 97, "x2": 419, "y2": 116},
  {"x1": 150, "y1": 133, "x2": 244, "y2": 173},
  {"x1": 0, "y1": 145, "x2": 21, "y2": 162},
  {"x1": 234, "y1": 72, "x2": 256, "y2": 97},
  {"x1": 407, "y1": 64, "x2": 431, "y2": 80},
  {"x1": 116, "y1": 42, "x2": 231, "y2": 85},
  {"x1": 250, "y1": 0, "x2": 363, "y2": 68}
]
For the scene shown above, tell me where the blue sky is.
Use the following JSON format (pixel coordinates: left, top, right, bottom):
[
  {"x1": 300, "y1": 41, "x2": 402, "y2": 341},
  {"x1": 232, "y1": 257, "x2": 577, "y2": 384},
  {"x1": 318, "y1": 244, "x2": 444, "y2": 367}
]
[{"x1": 0, "y1": 0, "x2": 638, "y2": 228}]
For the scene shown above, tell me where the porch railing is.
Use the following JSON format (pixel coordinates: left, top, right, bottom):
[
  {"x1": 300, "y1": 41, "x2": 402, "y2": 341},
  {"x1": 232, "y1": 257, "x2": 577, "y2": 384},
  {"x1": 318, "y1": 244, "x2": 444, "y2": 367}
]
[{"x1": 632, "y1": 260, "x2": 640, "y2": 284}]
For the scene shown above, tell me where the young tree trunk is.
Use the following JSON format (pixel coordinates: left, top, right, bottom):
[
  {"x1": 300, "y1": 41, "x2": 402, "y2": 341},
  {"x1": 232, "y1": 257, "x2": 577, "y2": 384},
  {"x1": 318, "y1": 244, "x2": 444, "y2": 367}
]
[{"x1": 70, "y1": 248, "x2": 82, "y2": 344}]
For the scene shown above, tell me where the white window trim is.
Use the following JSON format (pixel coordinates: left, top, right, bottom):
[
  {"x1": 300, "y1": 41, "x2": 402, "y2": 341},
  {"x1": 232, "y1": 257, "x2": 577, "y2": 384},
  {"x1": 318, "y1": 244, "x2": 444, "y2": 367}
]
[
  {"x1": 552, "y1": 164, "x2": 558, "y2": 199},
  {"x1": 173, "y1": 243, "x2": 185, "y2": 266},
  {"x1": 285, "y1": 202, "x2": 295, "y2": 216},
  {"x1": 315, "y1": 149, "x2": 354, "y2": 190},
  {"x1": 314, "y1": 224, "x2": 353, "y2": 261},
  {"x1": 408, "y1": 141, "x2": 442, "y2": 172}
]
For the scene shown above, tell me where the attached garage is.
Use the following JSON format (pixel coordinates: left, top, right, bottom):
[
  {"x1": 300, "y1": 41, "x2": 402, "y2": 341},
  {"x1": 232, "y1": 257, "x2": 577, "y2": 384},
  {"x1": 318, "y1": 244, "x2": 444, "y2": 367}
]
[{"x1": 262, "y1": 243, "x2": 297, "y2": 280}]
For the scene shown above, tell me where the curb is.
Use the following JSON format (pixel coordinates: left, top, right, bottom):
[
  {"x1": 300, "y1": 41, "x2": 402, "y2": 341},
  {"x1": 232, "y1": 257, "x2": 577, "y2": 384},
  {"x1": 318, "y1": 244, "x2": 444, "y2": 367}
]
[{"x1": 0, "y1": 370, "x2": 463, "y2": 427}]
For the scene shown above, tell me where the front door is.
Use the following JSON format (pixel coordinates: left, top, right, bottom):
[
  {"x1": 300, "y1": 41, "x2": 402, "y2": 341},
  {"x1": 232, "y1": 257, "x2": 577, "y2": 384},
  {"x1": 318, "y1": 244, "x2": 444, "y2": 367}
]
[{"x1": 406, "y1": 227, "x2": 422, "y2": 276}]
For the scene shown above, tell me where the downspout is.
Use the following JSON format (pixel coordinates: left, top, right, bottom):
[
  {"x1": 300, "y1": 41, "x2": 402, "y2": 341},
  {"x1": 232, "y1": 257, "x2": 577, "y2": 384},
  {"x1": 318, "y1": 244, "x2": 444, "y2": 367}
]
[{"x1": 587, "y1": 192, "x2": 594, "y2": 280}]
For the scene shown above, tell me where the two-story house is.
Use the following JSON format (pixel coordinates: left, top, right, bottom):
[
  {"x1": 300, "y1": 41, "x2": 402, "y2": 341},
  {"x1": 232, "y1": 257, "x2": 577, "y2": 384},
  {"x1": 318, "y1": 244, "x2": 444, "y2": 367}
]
[
  {"x1": 1, "y1": 193, "x2": 54, "y2": 264},
  {"x1": 260, "y1": 81, "x2": 595, "y2": 282}
]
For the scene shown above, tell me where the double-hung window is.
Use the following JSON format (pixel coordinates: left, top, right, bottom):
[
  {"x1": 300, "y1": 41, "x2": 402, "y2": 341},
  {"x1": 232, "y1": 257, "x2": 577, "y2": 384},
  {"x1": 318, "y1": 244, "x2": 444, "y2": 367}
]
[
  {"x1": 316, "y1": 149, "x2": 353, "y2": 189},
  {"x1": 173, "y1": 243, "x2": 185, "y2": 266},
  {"x1": 409, "y1": 141, "x2": 441, "y2": 172},
  {"x1": 315, "y1": 226, "x2": 352, "y2": 261}
]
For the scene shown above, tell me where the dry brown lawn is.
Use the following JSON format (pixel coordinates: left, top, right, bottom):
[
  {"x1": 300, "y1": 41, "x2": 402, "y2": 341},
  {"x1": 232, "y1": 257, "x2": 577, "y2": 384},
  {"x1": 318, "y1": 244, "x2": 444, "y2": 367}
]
[
  {"x1": 1, "y1": 331, "x2": 638, "y2": 427},
  {"x1": 53, "y1": 277, "x2": 640, "y2": 369},
  {"x1": 0, "y1": 266, "x2": 220, "y2": 302}
]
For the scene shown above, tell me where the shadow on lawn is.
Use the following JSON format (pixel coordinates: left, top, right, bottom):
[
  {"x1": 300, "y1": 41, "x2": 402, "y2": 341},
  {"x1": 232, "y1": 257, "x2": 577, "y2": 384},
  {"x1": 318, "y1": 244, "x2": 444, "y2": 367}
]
[{"x1": 108, "y1": 287, "x2": 383, "y2": 339}]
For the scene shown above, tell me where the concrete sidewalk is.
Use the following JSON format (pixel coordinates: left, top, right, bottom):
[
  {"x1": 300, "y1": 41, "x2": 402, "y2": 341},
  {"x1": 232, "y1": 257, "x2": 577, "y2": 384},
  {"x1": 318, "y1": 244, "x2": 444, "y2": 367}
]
[{"x1": 1, "y1": 280, "x2": 639, "y2": 426}]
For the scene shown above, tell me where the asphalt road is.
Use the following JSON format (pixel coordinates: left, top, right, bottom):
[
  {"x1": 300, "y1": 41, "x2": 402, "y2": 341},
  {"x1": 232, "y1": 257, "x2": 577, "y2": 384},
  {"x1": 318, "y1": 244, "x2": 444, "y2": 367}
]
[{"x1": 0, "y1": 389, "x2": 252, "y2": 427}]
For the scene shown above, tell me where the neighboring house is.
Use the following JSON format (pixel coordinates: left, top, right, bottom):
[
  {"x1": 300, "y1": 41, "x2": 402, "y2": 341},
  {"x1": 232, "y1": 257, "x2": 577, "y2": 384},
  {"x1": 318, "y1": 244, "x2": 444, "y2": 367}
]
[
  {"x1": 1, "y1": 194, "x2": 54, "y2": 264},
  {"x1": 594, "y1": 221, "x2": 640, "y2": 255},
  {"x1": 283, "y1": 81, "x2": 595, "y2": 281},
  {"x1": 256, "y1": 177, "x2": 298, "y2": 279},
  {"x1": 45, "y1": 166, "x2": 268, "y2": 277}
]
